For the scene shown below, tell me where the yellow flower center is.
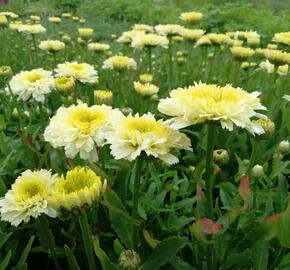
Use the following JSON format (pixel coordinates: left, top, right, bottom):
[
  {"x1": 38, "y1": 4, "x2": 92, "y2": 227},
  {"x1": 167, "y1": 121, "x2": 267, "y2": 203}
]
[
  {"x1": 25, "y1": 73, "x2": 44, "y2": 83},
  {"x1": 15, "y1": 179, "x2": 46, "y2": 201}
]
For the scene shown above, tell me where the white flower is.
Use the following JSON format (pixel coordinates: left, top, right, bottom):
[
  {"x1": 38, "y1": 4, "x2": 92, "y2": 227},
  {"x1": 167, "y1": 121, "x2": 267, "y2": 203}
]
[
  {"x1": 7, "y1": 68, "x2": 54, "y2": 102},
  {"x1": 0, "y1": 170, "x2": 57, "y2": 226},
  {"x1": 55, "y1": 62, "x2": 98, "y2": 84},
  {"x1": 102, "y1": 56, "x2": 137, "y2": 71},
  {"x1": 259, "y1": 60, "x2": 274, "y2": 73},
  {"x1": 18, "y1": 24, "x2": 46, "y2": 34},
  {"x1": 44, "y1": 103, "x2": 117, "y2": 162},
  {"x1": 131, "y1": 33, "x2": 168, "y2": 49},
  {"x1": 106, "y1": 112, "x2": 192, "y2": 164}
]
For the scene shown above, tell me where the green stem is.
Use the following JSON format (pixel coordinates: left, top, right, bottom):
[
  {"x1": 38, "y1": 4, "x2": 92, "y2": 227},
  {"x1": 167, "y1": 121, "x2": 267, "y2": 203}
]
[
  {"x1": 35, "y1": 215, "x2": 62, "y2": 270},
  {"x1": 79, "y1": 210, "x2": 96, "y2": 270},
  {"x1": 147, "y1": 47, "x2": 152, "y2": 74},
  {"x1": 247, "y1": 140, "x2": 259, "y2": 175},
  {"x1": 204, "y1": 123, "x2": 215, "y2": 270},
  {"x1": 168, "y1": 36, "x2": 173, "y2": 88},
  {"x1": 132, "y1": 156, "x2": 144, "y2": 249}
]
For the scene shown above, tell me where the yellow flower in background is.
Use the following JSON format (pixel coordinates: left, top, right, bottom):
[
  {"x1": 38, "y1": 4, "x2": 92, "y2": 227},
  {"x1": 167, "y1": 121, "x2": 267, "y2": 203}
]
[
  {"x1": 79, "y1": 19, "x2": 86, "y2": 24},
  {"x1": 0, "y1": 170, "x2": 57, "y2": 226},
  {"x1": 88, "y1": 42, "x2": 110, "y2": 52},
  {"x1": 9, "y1": 22, "x2": 22, "y2": 31},
  {"x1": 259, "y1": 60, "x2": 274, "y2": 73},
  {"x1": 132, "y1": 24, "x2": 153, "y2": 33},
  {"x1": 267, "y1": 44, "x2": 278, "y2": 49},
  {"x1": 62, "y1": 13, "x2": 72, "y2": 18},
  {"x1": 55, "y1": 62, "x2": 98, "y2": 84},
  {"x1": 72, "y1": 16, "x2": 79, "y2": 21},
  {"x1": 158, "y1": 82, "x2": 267, "y2": 135},
  {"x1": 180, "y1": 11, "x2": 203, "y2": 24},
  {"x1": 133, "y1": 81, "x2": 159, "y2": 97},
  {"x1": 225, "y1": 38, "x2": 243, "y2": 47},
  {"x1": 103, "y1": 55, "x2": 137, "y2": 71},
  {"x1": 195, "y1": 35, "x2": 211, "y2": 47},
  {"x1": 48, "y1": 17, "x2": 62, "y2": 23},
  {"x1": 39, "y1": 40, "x2": 65, "y2": 52},
  {"x1": 241, "y1": 62, "x2": 257, "y2": 69},
  {"x1": 44, "y1": 103, "x2": 118, "y2": 162},
  {"x1": 0, "y1": 15, "x2": 8, "y2": 26},
  {"x1": 30, "y1": 15, "x2": 41, "y2": 22},
  {"x1": 94, "y1": 90, "x2": 113, "y2": 105},
  {"x1": 273, "y1": 32, "x2": 290, "y2": 46},
  {"x1": 180, "y1": 28, "x2": 205, "y2": 41},
  {"x1": 155, "y1": 24, "x2": 184, "y2": 37},
  {"x1": 106, "y1": 112, "x2": 192, "y2": 164},
  {"x1": 18, "y1": 24, "x2": 46, "y2": 34},
  {"x1": 48, "y1": 167, "x2": 106, "y2": 211},
  {"x1": 131, "y1": 33, "x2": 169, "y2": 48},
  {"x1": 230, "y1": 46, "x2": 255, "y2": 61},
  {"x1": 258, "y1": 49, "x2": 290, "y2": 65},
  {"x1": 0, "y1": 12, "x2": 19, "y2": 19},
  {"x1": 246, "y1": 37, "x2": 260, "y2": 47},
  {"x1": 55, "y1": 76, "x2": 75, "y2": 92},
  {"x1": 207, "y1": 33, "x2": 229, "y2": 45},
  {"x1": 277, "y1": 64, "x2": 289, "y2": 76},
  {"x1": 139, "y1": 73, "x2": 153, "y2": 83},
  {"x1": 117, "y1": 30, "x2": 145, "y2": 44},
  {"x1": 7, "y1": 68, "x2": 54, "y2": 102},
  {"x1": 62, "y1": 34, "x2": 72, "y2": 44},
  {"x1": 78, "y1": 28, "x2": 93, "y2": 40}
]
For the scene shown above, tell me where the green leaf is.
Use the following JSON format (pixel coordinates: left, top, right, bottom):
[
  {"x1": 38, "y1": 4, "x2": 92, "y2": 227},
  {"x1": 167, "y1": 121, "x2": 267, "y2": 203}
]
[
  {"x1": 222, "y1": 249, "x2": 252, "y2": 269},
  {"x1": 15, "y1": 235, "x2": 35, "y2": 267},
  {"x1": 0, "y1": 230, "x2": 12, "y2": 249},
  {"x1": 252, "y1": 242, "x2": 269, "y2": 270},
  {"x1": 64, "y1": 245, "x2": 81, "y2": 270},
  {"x1": 170, "y1": 256, "x2": 194, "y2": 270},
  {"x1": 113, "y1": 239, "x2": 125, "y2": 256},
  {"x1": 277, "y1": 213, "x2": 290, "y2": 248},
  {"x1": 0, "y1": 250, "x2": 12, "y2": 270},
  {"x1": 92, "y1": 236, "x2": 119, "y2": 270},
  {"x1": 139, "y1": 237, "x2": 187, "y2": 270},
  {"x1": 276, "y1": 252, "x2": 290, "y2": 269}
]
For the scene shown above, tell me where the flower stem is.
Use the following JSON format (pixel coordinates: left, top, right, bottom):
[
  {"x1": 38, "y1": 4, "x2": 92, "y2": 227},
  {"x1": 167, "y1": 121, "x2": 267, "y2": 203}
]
[
  {"x1": 79, "y1": 210, "x2": 96, "y2": 270},
  {"x1": 132, "y1": 156, "x2": 144, "y2": 249},
  {"x1": 147, "y1": 46, "x2": 152, "y2": 74},
  {"x1": 204, "y1": 123, "x2": 215, "y2": 270},
  {"x1": 168, "y1": 36, "x2": 173, "y2": 88}
]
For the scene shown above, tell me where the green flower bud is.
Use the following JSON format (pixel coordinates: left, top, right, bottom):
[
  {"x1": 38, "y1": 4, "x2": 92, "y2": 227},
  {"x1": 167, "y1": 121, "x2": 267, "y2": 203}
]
[{"x1": 118, "y1": 250, "x2": 141, "y2": 270}]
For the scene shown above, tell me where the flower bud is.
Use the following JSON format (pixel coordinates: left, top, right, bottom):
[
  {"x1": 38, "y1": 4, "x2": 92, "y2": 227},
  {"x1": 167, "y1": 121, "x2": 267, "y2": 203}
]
[
  {"x1": 213, "y1": 149, "x2": 229, "y2": 165},
  {"x1": 251, "y1": 164, "x2": 264, "y2": 178},
  {"x1": 94, "y1": 90, "x2": 113, "y2": 105},
  {"x1": 278, "y1": 140, "x2": 289, "y2": 154},
  {"x1": 121, "y1": 107, "x2": 134, "y2": 116},
  {"x1": 118, "y1": 250, "x2": 141, "y2": 270},
  {"x1": 0, "y1": 66, "x2": 12, "y2": 81},
  {"x1": 55, "y1": 77, "x2": 75, "y2": 93}
]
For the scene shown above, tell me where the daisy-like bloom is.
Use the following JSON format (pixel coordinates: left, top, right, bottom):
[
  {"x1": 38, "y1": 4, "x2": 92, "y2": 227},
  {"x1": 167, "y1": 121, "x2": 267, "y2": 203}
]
[
  {"x1": 133, "y1": 81, "x2": 159, "y2": 97},
  {"x1": 155, "y1": 24, "x2": 184, "y2": 37},
  {"x1": 44, "y1": 103, "x2": 116, "y2": 162},
  {"x1": 240, "y1": 62, "x2": 257, "y2": 69},
  {"x1": 131, "y1": 33, "x2": 168, "y2": 49},
  {"x1": 55, "y1": 76, "x2": 75, "y2": 93},
  {"x1": 117, "y1": 30, "x2": 145, "y2": 44},
  {"x1": 39, "y1": 40, "x2": 65, "y2": 53},
  {"x1": 0, "y1": 66, "x2": 12, "y2": 80},
  {"x1": 259, "y1": 60, "x2": 274, "y2": 73},
  {"x1": 103, "y1": 56, "x2": 137, "y2": 71},
  {"x1": 267, "y1": 44, "x2": 278, "y2": 50},
  {"x1": 252, "y1": 119, "x2": 275, "y2": 136},
  {"x1": 55, "y1": 62, "x2": 98, "y2": 84},
  {"x1": 48, "y1": 167, "x2": 106, "y2": 211},
  {"x1": 0, "y1": 12, "x2": 19, "y2": 19},
  {"x1": 132, "y1": 24, "x2": 153, "y2": 33},
  {"x1": 180, "y1": 11, "x2": 203, "y2": 24},
  {"x1": 225, "y1": 38, "x2": 243, "y2": 47},
  {"x1": 62, "y1": 13, "x2": 72, "y2": 18},
  {"x1": 0, "y1": 15, "x2": 8, "y2": 26},
  {"x1": 72, "y1": 16, "x2": 79, "y2": 21},
  {"x1": 48, "y1": 16, "x2": 61, "y2": 23},
  {"x1": 230, "y1": 46, "x2": 255, "y2": 61},
  {"x1": 273, "y1": 32, "x2": 290, "y2": 46},
  {"x1": 158, "y1": 82, "x2": 267, "y2": 135},
  {"x1": 0, "y1": 169, "x2": 57, "y2": 226},
  {"x1": 246, "y1": 37, "x2": 260, "y2": 47},
  {"x1": 277, "y1": 64, "x2": 289, "y2": 76},
  {"x1": 18, "y1": 24, "x2": 46, "y2": 34},
  {"x1": 30, "y1": 15, "x2": 41, "y2": 22},
  {"x1": 180, "y1": 28, "x2": 205, "y2": 41},
  {"x1": 207, "y1": 33, "x2": 229, "y2": 45},
  {"x1": 258, "y1": 49, "x2": 290, "y2": 66},
  {"x1": 139, "y1": 73, "x2": 153, "y2": 83},
  {"x1": 7, "y1": 68, "x2": 54, "y2": 102},
  {"x1": 195, "y1": 35, "x2": 211, "y2": 47},
  {"x1": 88, "y1": 42, "x2": 110, "y2": 52},
  {"x1": 78, "y1": 28, "x2": 93, "y2": 40},
  {"x1": 106, "y1": 112, "x2": 192, "y2": 164},
  {"x1": 94, "y1": 90, "x2": 113, "y2": 105},
  {"x1": 9, "y1": 22, "x2": 22, "y2": 31},
  {"x1": 79, "y1": 19, "x2": 86, "y2": 24}
]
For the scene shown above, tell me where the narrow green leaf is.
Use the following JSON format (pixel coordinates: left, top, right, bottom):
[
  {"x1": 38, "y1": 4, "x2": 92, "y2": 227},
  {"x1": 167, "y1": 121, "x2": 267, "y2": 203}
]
[
  {"x1": 139, "y1": 237, "x2": 187, "y2": 270},
  {"x1": 277, "y1": 213, "x2": 290, "y2": 248},
  {"x1": 276, "y1": 252, "x2": 290, "y2": 269},
  {"x1": 222, "y1": 249, "x2": 252, "y2": 269},
  {"x1": 0, "y1": 231, "x2": 12, "y2": 249},
  {"x1": 64, "y1": 245, "x2": 81, "y2": 270},
  {"x1": 113, "y1": 239, "x2": 125, "y2": 256},
  {"x1": 0, "y1": 250, "x2": 12, "y2": 270},
  {"x1": 16, "y1": 235, "x2": 35, "y2": 267},
  {"x1": 253, "y1": 242, "x2": 269, "y2": 270}
]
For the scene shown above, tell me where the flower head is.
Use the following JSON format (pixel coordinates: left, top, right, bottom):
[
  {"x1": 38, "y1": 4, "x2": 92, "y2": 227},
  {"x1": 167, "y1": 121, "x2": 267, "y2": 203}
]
[
  {"x1": 103, "y1": 56, "x2": 137, "y2": 71},
  {"x1": 39, "y1": 40, "x2": 65, "y2": 53},
  {"x1": 78, "y1": 28, "x2": 93, "y2": 40},
  {"x1": 18, "y1": 24, "x2": 46, "y2": 34},
  {"x1": 155, "y1": 24, "x2": 184, "y2": 37},
  {"x1": 180, "y1": 11, "x2": 203, "y2": 24},
  {"x1": 132, "y1": 24, "x2": 153, "y2": 33},
  {"x1": 48, "y1": 167, "x2": 105, "y2": 211},
  {"x1": 180, "y1": 28, "x2": 205, "y2": 41},
  {"x1": 106, "y1": 112, "x2": 192, "y2": 164},
  {"x1": 230, "y1": 46, "x2": 254, "y2": 61},
  {"x1": 158, "y1": 82, "x2": 267, "y2": 135},
  {"x1": 117, "y1": 30, "x2": 145, "y2": 44},
  {"x1": 7, "y1": 68, "x2": 54, "y2": 102},
  {"x1": 131, "y1": 33, "x2": 168, "y2": 49},
  {"x1": 88, "y1": 42, "x2": 110, "y2": 52},
  {"x1": 48, "y1": 17, "x2": 61, "y2": 23},
  {"x1": 55, "y1": 76, "x2": 75, "y2": 93},
  {"x1": 44, "y1": 103, "x2": 117, "y2": 162},
  {"x1": 273, "y1": 32, "x2": 290, "y2": 46},
  {"x1": 55, "y1": 61, "x2": 98, "y2": 84},
  {"x1": 133, "y1": 81, "x2": 159, "y2": 97},
  {"x1": 0, "y1": 170, "x2": 57, "y2": 226},
  {"x1": 139, "y1": 73, "x2": 153, "y2": 83},
  {"x1": 94, "y1": 90, "x2": 113, "y2": 105}
]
